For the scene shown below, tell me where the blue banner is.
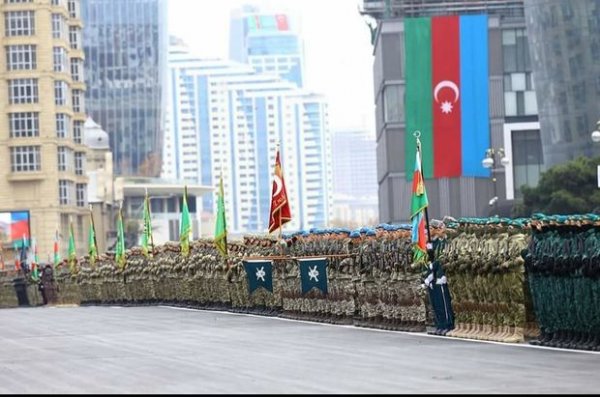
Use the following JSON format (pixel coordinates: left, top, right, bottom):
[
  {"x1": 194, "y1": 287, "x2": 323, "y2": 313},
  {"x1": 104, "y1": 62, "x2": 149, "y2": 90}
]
[
  {"x1": 299, "y1": 258, "x2": 328, "y2": 295},
  {"x1": 243, "y1": 260, "x2": 273, "y2": 293}
]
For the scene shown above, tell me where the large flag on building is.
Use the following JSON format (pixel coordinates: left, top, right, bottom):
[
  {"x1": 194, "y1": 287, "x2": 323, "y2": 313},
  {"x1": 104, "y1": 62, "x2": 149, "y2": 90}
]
[
  {"x1": 243, "y1": 260, "x2": 273, "y2": 293},
  {"x1": 268, "y1": 148, "x2": 291, "y2": 233},
  {"x1": 298, "y1": 258, "x2": 328, "y2": 295},
  {"x1": 404, "y1": 14, "x2": 489, "y2": 179},
  {"x1": 68, "y1": 222, "x2": 76, "y2": 270},
  {"x1": 115, "y1": 206, "x2": 126, "y2": 269},
  {"x1": 88, "y1": 207, "x2": 98, "y2": 266},
  {"x1": 411, "y1": 142, "x2": 429, "y2": 265},
  {"x1": 180, "y1": 185, "x2": 192, "y2": 257},
  {"x1": 214, "y1": 176, "x2": 228, "y2": 258},
  {"x1": 141, "y1": 189, "x2": 154, "y2": 257}
]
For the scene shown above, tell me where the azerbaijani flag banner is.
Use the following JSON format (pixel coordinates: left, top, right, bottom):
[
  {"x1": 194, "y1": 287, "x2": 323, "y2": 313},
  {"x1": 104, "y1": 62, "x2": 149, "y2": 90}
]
[
  {"x1": 405, "y1": 14, "x2": 489, "y2": 179},
  {"x1": 411, "y1": 143, "x2": 429, "y2": 265},
  {"x1": 53, "y1": 229, "x2": 60, "y2": 268}
]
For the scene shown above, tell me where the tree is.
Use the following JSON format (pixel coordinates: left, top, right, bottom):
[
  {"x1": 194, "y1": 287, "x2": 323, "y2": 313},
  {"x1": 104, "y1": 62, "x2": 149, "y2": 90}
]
[{"x1": 515, "y1": 156, "x2": 600, "y2": 216}]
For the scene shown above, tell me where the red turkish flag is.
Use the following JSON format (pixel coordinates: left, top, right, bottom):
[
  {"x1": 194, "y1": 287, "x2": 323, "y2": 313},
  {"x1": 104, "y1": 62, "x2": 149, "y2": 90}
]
[{"x1": 268, "y1": 149, "x2": 291, "y2": 233}]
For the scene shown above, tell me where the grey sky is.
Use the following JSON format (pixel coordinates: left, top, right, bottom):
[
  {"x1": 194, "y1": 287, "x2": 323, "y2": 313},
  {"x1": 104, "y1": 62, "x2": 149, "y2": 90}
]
[{"x1": 168, "y1": 0, "x2": 376, "y2": 133}]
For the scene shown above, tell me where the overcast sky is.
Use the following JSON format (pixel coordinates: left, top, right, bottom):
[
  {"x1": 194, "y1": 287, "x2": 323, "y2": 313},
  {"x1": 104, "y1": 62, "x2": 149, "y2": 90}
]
[{"x1": 168, "y1": 0, "x2": 376, "y2": 134}]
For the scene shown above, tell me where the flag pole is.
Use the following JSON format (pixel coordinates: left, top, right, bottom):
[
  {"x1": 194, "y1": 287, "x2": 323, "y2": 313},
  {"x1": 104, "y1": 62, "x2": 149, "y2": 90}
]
[
  {"x1": 89, "y1": 203, "x2": 99, "y2": 260},
  {"x1": 413, "y1": 131, "x2": 433, "y2": 259},
  {"x1": 145, "y1": 187, "x2": 155, "y2": 255},
  {"x1": 278, "y1": 210, "x2": 282, "y2": 240}
]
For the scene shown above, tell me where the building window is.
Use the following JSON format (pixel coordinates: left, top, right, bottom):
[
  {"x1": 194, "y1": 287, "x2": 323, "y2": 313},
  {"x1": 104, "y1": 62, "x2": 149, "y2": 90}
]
[
  {"x1": 74, "y1": 152, "x2": 85, "y2": 175},
  {"x1": 73, "y1": 120, "x2": 83, "y2": 144},
  {"x1": 56, "y1": 113, "x2": 70, "y2": 138},
  {"x1": 5, "y1": 44, "x2": 36, "y2": 70},
  {"x1": 53, "y1": 46, "x2": 68, "y2": 72},
  {"x1": 5, "y1": 0, "x2": 34, "y2": 3},
  {"x1": 504, "y1": 72, "x2": 537, "y2": 116},
  {"x1": 10, "y1": 145, "x2": 40, "y2": 172},
  {"x1": 54, "y1": 80, "x2": 68, "y2": 106},
  {"x1": 57, "y1": 146, "x2": 73, "y2": 172},
  {"x1": 70, "y1": 58, "x2": 83, "y2": 82},
  {"x1": 502, "y1": 28, "x2": 531, "y2": 73},
  {"x1": 4, "y1": 11, "x2": 35, "y2": 36},
  {"x1": 383, "y1": 84, "x2": 403, "y2": 123},
  {"x1": 8, "y1": 78, "x2": 38, "y2": 104},
  {"x1": 59, "y1": 180, "x2": 74, "y2": 205},
  {"x1": 72, "y1": 89, "x2": 83, "y2": 112},
  {"x1": 9, "y1": 112, "x2": 38, "y2": 138},
  {"x1": 512, "y1": 129, "x2": 543, "y2": 199},
  {"x1": 51, "y1": 13, "x2": 65, "y2": 39},
  {"x1": 51, "y1": 0, "x2": 62, "y2": 5},
  {"x1": 68, "y1": 26, "x2": 80, "y2": 49},
  {"x1": 76, "y1": 183, "x2": 86, "y2": 207},
  {"x1": 67, "y1": 0, "x2": 78, "y2": 18}
]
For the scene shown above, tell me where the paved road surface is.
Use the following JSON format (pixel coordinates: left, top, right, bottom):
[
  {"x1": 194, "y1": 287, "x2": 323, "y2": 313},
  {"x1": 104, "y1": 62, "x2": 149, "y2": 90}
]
[{"x1": 0, "y1": 306, "x2": 598, "y2": 394}]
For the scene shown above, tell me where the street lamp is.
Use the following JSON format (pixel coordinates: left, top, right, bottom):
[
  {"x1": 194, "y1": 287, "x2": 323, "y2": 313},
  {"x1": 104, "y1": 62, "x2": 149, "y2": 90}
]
[
  {"x1": 591, "y1": 120, "x2": 600, "y2": 189},
  {"x1": 591, "y1": 120, "x2": 600, "y2": 143},
  {"x1": 482, "y1": 148, "x2": 509, "y2": 216}
]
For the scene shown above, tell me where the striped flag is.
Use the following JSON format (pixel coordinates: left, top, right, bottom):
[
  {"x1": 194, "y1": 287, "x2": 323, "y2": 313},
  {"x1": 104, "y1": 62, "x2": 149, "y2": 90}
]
[
  {"x1": 53, "y1": 229, "x2": 60, "y2": 268},
  {"x1": 404, "y1": 14, "x2": 489, "y2": 179},
  {"x1": 411, "y1": 140, "x2": 429, "y2": 265}
]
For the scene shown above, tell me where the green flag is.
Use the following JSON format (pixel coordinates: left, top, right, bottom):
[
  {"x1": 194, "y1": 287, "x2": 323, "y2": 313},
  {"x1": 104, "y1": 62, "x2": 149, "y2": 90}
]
[
  {"x1": 68, "y1": 221, "x2": 76, "y2": 271},
  {"x1": 88, "y1": 207, "x2": 98, "y2": 266},
  {"x1": 180, "y1": 185, "x2": 191, "y2": 257},
  {"x1": 115, "y1": 206, "x2": 126, "y2": 269},
  {"x1": 141, "y1": 189, "x2": 154, "y2": 257},
  {"x1": 214, "y1": 176, "x2": 228, "y2": 258}
]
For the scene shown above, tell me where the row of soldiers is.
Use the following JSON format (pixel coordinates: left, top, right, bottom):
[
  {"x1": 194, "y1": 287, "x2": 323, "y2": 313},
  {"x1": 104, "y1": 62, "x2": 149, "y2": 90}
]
[
  {"x1": 526, "y1": 213, "x2": 600, "y2": 351},
  {"x1": 41, "y1": 223, "x2": 449, "y2": 333},
  {"x1": 438, "y1": 217, "x2": 532, "y2": 343},
  {"x1": 5, "y1": 214, "x2": 600, "y2": 351}
]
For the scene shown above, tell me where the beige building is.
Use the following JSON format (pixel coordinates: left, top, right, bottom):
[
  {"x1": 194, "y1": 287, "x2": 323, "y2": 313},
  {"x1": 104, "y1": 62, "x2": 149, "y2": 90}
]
[
  {"x1": 0, "y1": 0, "x2": 88, "y2": 263},
  {"x1": 84, "y1": 117, "x2": 114, "y2": 254}
]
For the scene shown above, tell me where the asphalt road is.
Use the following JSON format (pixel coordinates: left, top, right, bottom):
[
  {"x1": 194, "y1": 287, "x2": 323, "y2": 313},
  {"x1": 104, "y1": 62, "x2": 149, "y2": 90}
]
[{"x1": 0, "y1": 305, "x2": 598, "y2": 394}]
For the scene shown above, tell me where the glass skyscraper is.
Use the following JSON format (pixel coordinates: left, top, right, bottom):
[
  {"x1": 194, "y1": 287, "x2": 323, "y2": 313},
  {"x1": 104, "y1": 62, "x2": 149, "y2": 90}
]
[
  {"x1": 229, "y1": 5, "x2": 304, "y2": 88},
  {"x1": 524, "y1": 0, "x2": 600, "y2": 167},
  {"x1": 81, "y1": 0, "x2": 168, "y2": 176}
]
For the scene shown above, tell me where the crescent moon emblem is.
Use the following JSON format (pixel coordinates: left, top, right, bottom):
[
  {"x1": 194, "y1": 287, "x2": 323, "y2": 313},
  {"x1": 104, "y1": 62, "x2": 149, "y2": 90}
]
[
  {"x1": 273, "y1": 175, "x2": 283, "y2": 196},
  {"x1": 433, "y1": 80, "x2": 460, "y2": 103}
]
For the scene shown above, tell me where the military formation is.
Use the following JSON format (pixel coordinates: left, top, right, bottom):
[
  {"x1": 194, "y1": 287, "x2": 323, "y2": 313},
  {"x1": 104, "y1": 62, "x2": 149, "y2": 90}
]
[
  {"x1": 2, "y1": 214, "x2": 600, "y2": 351},
  {"x1": 526, "y1": 214, "x2": 600, "y2": 350},
  {"x1": 439, "y1": 217, "x2": 532, "y2": 343}
]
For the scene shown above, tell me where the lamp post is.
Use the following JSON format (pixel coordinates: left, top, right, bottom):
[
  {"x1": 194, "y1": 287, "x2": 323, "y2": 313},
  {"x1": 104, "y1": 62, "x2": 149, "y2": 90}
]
[
  {"x1": 591, "y1": 120, "x2": 600, "y2": 188},
  {"x1": 482, "y1": 148, "x2": 509, "y2": 216},
  {"x1": 591, "y1": 119, "x2": 600, "y2": 143}
]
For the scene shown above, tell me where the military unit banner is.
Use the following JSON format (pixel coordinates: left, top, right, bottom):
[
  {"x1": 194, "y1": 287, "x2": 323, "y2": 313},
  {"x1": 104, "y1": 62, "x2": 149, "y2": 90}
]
[
  {"x1": 298, "y1": 258, "x2": 328, "y2": 295},
  {"x1": 243, "y1": 260, "x2": 273, "y2": 293}
]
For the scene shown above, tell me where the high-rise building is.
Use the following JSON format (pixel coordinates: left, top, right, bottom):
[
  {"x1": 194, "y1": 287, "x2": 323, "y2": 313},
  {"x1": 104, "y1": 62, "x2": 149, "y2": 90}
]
[
  {"x1": 330, "y1": 129, "x2": 379, "y2": 227},
  {"x1": 0, "y1": 0, "x2": 88, "y2": 260},
  {"x1": 524, "y1": 0, "x2": 600, "y2": 167},
  {"x1": 163, "y1": 42, "x2": 331, "y2": 234},
  {"x1": 229, "y1": 5, "x2": 304, "y2": 88},
  {"x1": 80, "y1": 0, "x2": 168, "y2": 177},
  {"x1": 362, "y1": 0, "x2": 541, "y2": 221}
]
